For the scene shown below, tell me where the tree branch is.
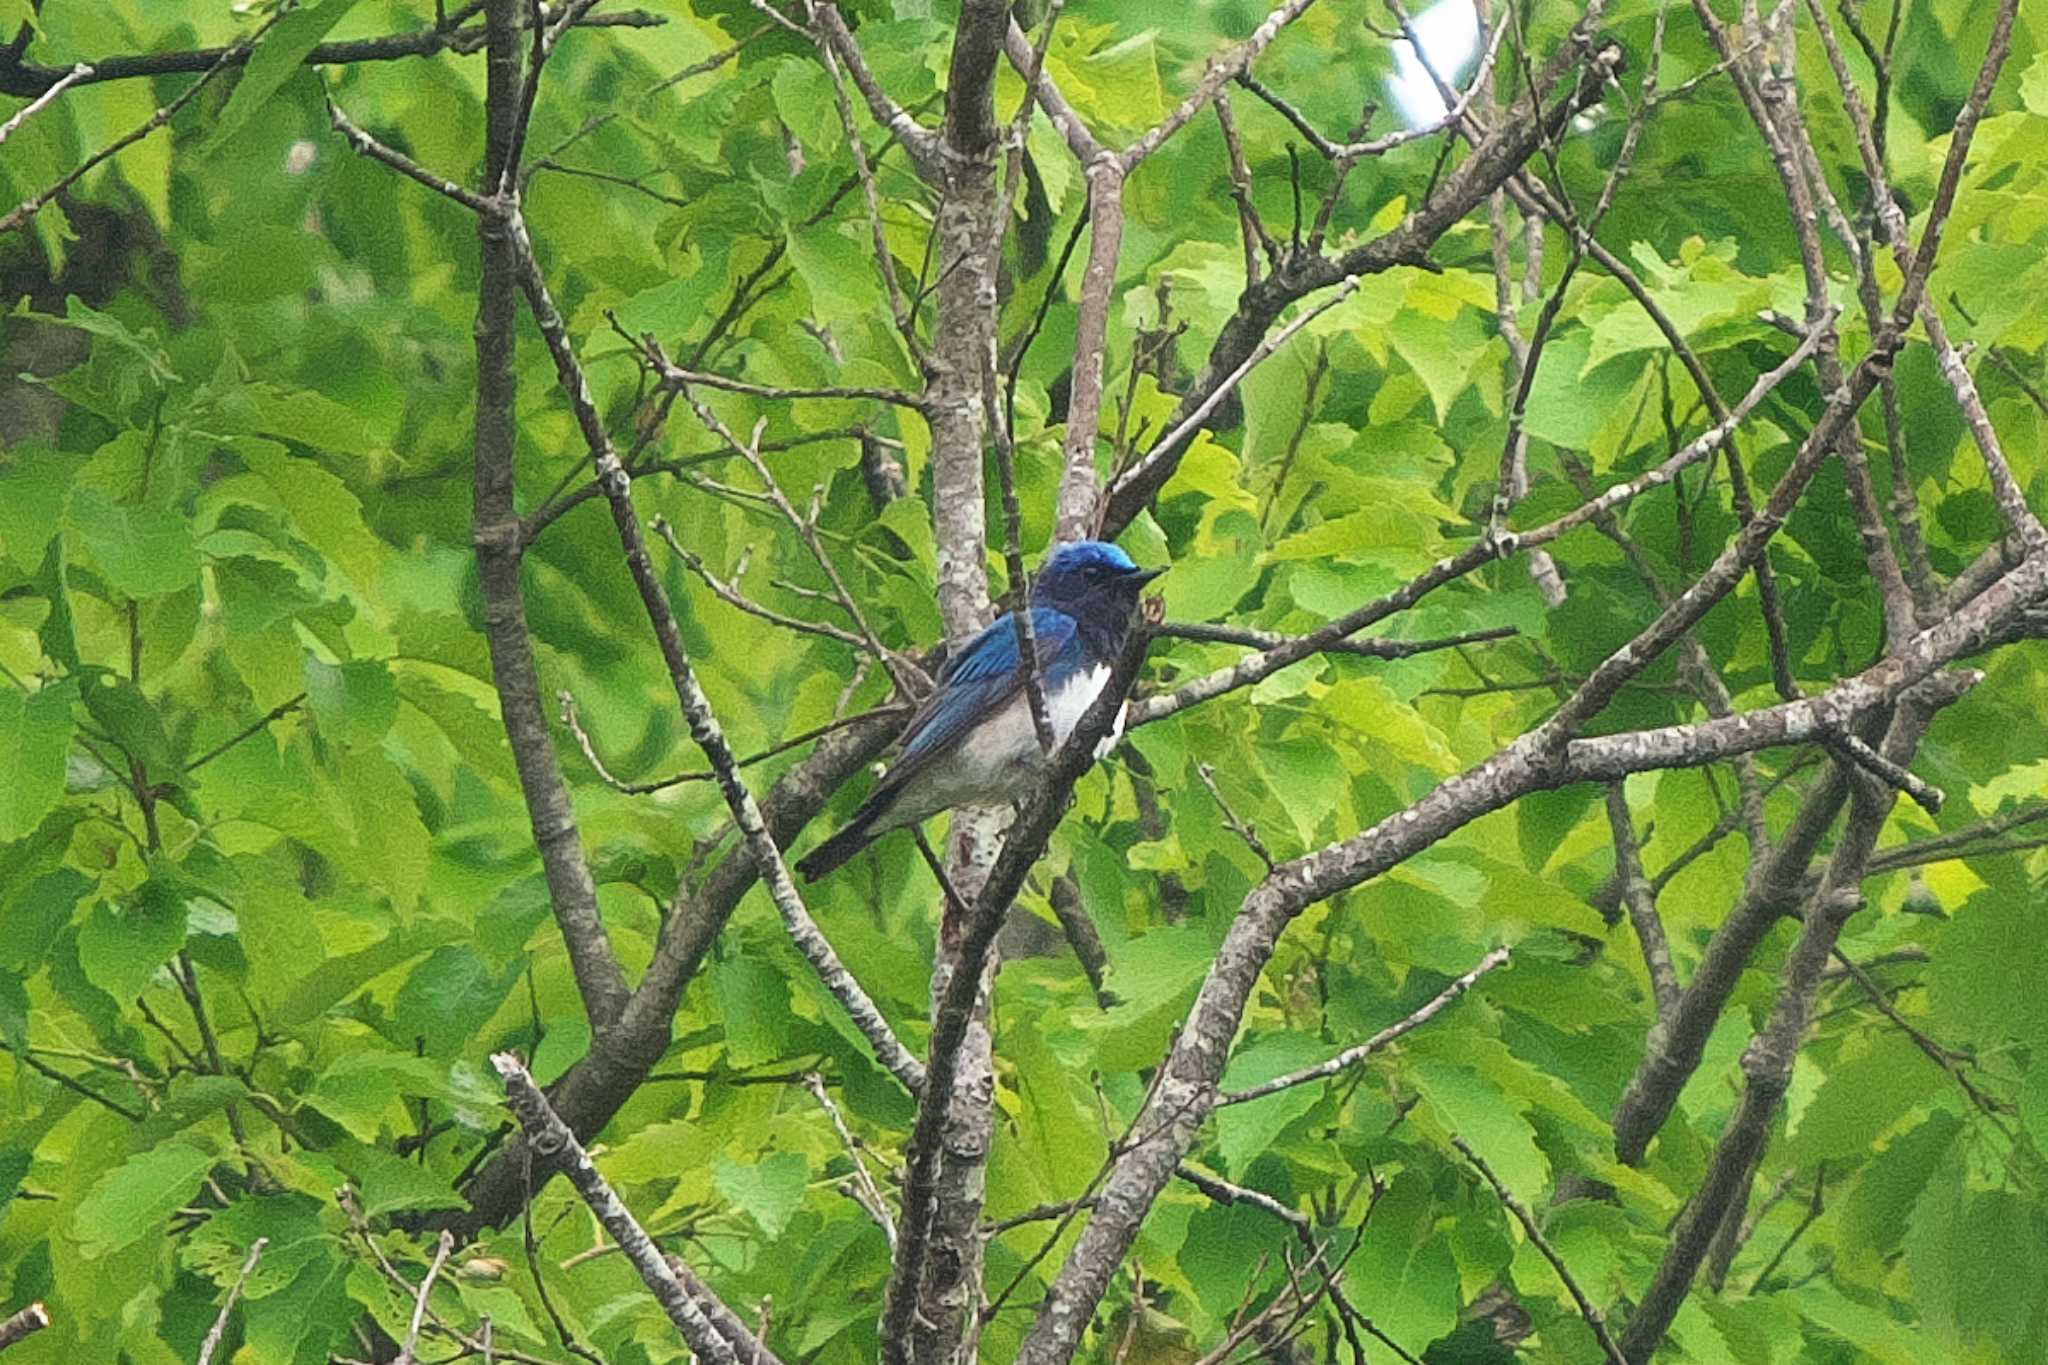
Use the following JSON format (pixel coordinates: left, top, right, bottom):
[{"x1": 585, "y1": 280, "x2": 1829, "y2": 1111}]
[
  {"x1": 465, "y1": 0, "x2": 630, "y2": 1031},
  {"x1": 1604, "y1": 785, "x2": 1680, "y2": 1018},
  {"x1": 196, "y1": 1239, "x2": 267, "y2": 1365},
  {"x1": 506, "y1": 208, "x2": 926, "y2": 1095},
  {"x1": 1217, "y1": 946, "x2": 1510, "y2": 1106},
  {"x1": 1618, "y1": 671, "x2": 1974, "y2": 1361},
  {"x1": 492, "y1": 1053, "x2": 777, "y2": 1365},
  {"x1": 1450, "y1": 1134, "x2": 1626, "y2": 1365},
  {"x1": 0, "y1": 8, "x2": 662, "y2": 97}
]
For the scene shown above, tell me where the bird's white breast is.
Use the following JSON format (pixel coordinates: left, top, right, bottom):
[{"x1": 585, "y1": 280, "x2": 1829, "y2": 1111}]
[{"x1": 881, "y1": 664, "x2": 1121, "y2": 828}]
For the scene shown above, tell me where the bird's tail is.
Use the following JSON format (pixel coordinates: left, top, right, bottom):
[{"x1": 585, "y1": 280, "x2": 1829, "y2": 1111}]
[{"x1": 795, "y1": 798, "x2": 889, "y2": 881}]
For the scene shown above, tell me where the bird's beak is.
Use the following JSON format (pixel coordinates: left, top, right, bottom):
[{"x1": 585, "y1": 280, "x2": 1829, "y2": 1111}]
[{"x1": 1130, "y1": 565, "x2": 1167, "y2": 585}]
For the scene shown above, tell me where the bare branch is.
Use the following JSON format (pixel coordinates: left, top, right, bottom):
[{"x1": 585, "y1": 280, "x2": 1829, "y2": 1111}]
[
  {"x1": 561, "y1": 689, "x2": 907, "y2": 797},
  {"x1": 1605, "y1": 785, "x2": 1679, "y2": 1018},
  {"x1": 1822, "y1": 730, "x2": 1944, "y2": 814},
  {"x1": 1114, "y1": 275, "x2": 1362, "y2": 515},
  {"x1": 1120, "y1": 0, "x2": 1327, "y2": 170},
  {"x1": 800, "y1": 0, "x2": 918, "y2": 344},
  {"x1": 1452, "y1": 1134, "x2": 1627, "y2": 1365},
  {"x1": 1829, "y1": 951, "x2": 2012, "y2": 1131},
  {"x1": 395, "y1": 1232, "x2": 454, "y2": 1365},
  {"x1": 326, "y1": 98, "x2": 495, "y2": 213},
  {"x1": 892, "y1": 619, "x2": 1156, "y2": 1363},
  {"x1": 1102, "y1": 37, "x2": 1627, "y2": 533},
  {"x1": 806, "y1": 1072, "x2": 898, "y2": 1252},
  {"x1": 461, "y1": 0, "x2": 630, "y2": 1031},
  {"x1": 634, "y1": 340, "x2": 927, "y2": 410},
  {"x1": 492, "y1": 1053, "x2": 775, "y2": 1365},
  {"x1": 1220, "y1": 947, "x2": 1510, "y2": 1106},
  {"x1": 196, "y1": 1239, "x2": 268, "y2": 1365},
  {"x1": 655, "y1": 526, "x2": 874, "y2": 654},
  {"x1": 506, "y1": 210, "x2": 927, "y2": 1096},
  {"x1": 0, "y1": 8, "x2": 662, "y2": 97},
  {"x1": 0, "y1": 1304, "x2": 49, "y2": 1353},
  {"x1": 1619, "y1": 672, "x2": 1974, "y2": 1361},
  {"x1": 814, "y1": 3, "x2": 941, "y2": 175},
  {"x1": 0, "y1": 62, "x2": 88, "y2": 144},
  {"x1": 1195, "y1": 762, "x2": 1276, "y2": 871},
  {"x1": 1136, "y1": 316, "x2": 1830, "y2": 726}
]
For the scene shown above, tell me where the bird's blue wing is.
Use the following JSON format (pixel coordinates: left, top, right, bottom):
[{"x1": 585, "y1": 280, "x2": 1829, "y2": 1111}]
[{"x1": 891, "y1": 608, "x2": 1080, "y2": 770}]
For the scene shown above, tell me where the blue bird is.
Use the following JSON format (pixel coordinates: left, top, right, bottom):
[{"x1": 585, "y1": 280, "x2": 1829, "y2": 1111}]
[{"x1": 796, "y1": 540, "x2": 1164, "y2": 880}]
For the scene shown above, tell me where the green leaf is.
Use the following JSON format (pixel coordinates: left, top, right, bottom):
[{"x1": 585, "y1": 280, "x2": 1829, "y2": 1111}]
[
  {"x1": 785, "y1": 223, "x2": 886, "y2": 326},
  {"x1": 203, "y1": 0, "x2": 362, "y2": 155},
  {"x1": 35, "y1": 296, "x2": 179, "y2": 386},
  {"x1": 181, "y1": 1193, "x2": 330, "y2": 1298},
  {"x1": 1345, "y1": 1170, "x2": 1460, "y2": 1351},
  {"x1": 1787, "y1": 1032, "x2": 1943, "y2": 1161},
  {"x1": 273, "y1": 919, "x2": 467, "y2": 1029},
  {"x1": 33, "y1": 535, "x2": 79, "y2": 670},
  {"x1": 305, "y1": 656, "x2": 399, "y2": 750},
  {"x1": 1414, "y1": 1059, "x2": 1549, "y2": 1197},
  {"x1": 0, "y1": 970, "x2": 27, "y2": 1059},
  {"x1": 72, "y1": 1138, "x2": 216, "y2": 1259},
  {"x1": 75, "y1": 879, "x2": 189, "y2": 1001},
  {"x1": 712, "y1": 1151, "x2": 810, "y2": 1240},
  {"x1": 0, "y1": 441, "x2": 82, "y2": 570},
  {"x1": 0, "y1": 678, "x2": 77, "y2": 841},
  {"x1": 1215, "y1": 1033, "x2": 1330, "y2": 1173},
  {"x1": 1005, "y1": 1021, "x2": 1108, "y2": 1195},
  {"x1": 392, "y1": 945, "x2": 520, "y2": 1058},
  {"x1": 304, "y1": 1052, "x2": 457, "y2": 1142},
  {"x1": 65, "y1": 486, "x2": 200, "y2": 597},
  {"x1": 79, "y1": 670, "x2": 178, "y2": 777},
  {"x1": 0, "y1": 868, "x2": 91, "y2": 973},
  {"x1": 712, "y1": 955, "x2": 795, "y2": 1069},
  {"x1": 333, "y1": 1142, "x2": 467, "y2": 1218},
  {"x1": 241, "y1": 1250, "x2": 355, "y2": 1362},
  {"x1": 233, "y1": 436, "x2": 388, "y2": 589}
]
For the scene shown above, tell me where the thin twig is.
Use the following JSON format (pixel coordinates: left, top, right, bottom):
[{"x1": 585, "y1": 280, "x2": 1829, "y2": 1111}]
[
  {"x1": 0, "y1": 10, "x2": 286, "y2": 237},
  {"x1": 1829, "y1": 950, "x2": 2011, "y2": 1131},
  {"x1": 628, "y1": 328, "x2": 927, "y2": 410},
  {"x1": 492, "y1": 1054, "x2": 772, "y2": 1364},
  {"x1": 1822, "y1": 730, "x2": 1943, "y2": 814},
  {"x1": 1451, "y1": 1134, "x2": 1627, "y2": 1365},
  {"x1": 1606, "y1": 784, "x2": 1680, "y2": 1016},
  {"x1": 185, "y1": 694, "x2": 307, "y2": 772},
  {"x1": 1195, "y1": 762, "x2": 1275, "y2": 871},
  {"x1": 196, "y1": 1238, "x2": 268, "y2": 1365},
  {"x1": 0, "y1": 62, "x2": 90, "y2": 145},
  {"x1": 560, "y1": 690, "x2": 906, "y2": 796},
  {"x1": 326, "y1": 98, "x2": 494, "y2": 212},
  {"x1": 0, "y1": 1304, "x2": 49, "y2": 1352},
  {"x1": 805, "y1": 1072, "x2": 897, "y2": 1251},
  {"x1": 395, "y1": 1231, "x2": 455, "y2": 1365},
  {"x1": 1747, "y1": 1167, "x2": 1825, "y2": 1293},
  {"x1": 1113, "y1": 275, "x2": 1362, "y2": 507},
  {"x1": 1219, "y1": 947, "x2": 1510, "y2": 1106}
]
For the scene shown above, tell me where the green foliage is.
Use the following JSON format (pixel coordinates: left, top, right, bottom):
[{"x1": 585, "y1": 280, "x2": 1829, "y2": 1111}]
[{"x1": 0, "y1": 1, "x2": 2044, "y2": 1362}]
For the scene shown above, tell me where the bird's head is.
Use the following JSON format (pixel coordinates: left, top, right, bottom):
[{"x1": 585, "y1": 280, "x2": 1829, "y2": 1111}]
[{"x1": 1030, "y1": 540, "x2": 1165, "y2": 617}]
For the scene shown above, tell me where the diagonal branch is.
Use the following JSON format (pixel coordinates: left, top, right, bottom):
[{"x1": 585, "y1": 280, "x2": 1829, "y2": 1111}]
[
  {"x1": 1451, "y1": 1134, "x2": 1627, "y2": 1365},
  {"x1": 493, "y1": 1053, "x2": 777, "y2": 1365},
  {"x1": 1134, "y1": 316, "x2": 1830, "y2": 726},
  {"x1": 1217, "y1": 946, "x2": 1510, "y2": 1105},
  {"x1": 506, "y1": 209, "x2": 926, "y2": 1096},
  {"x1": 889, "y1": 618, "x2": 1155, "y2": 1363}
]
